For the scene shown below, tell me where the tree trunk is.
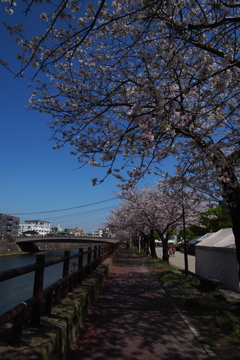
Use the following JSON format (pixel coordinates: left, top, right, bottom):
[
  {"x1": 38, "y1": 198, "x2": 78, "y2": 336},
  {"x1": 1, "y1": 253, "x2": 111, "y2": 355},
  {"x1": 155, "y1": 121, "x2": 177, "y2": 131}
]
[
  {"x1": 230, "y1": 204, "x2": 240, "y2": 281},
  {"x1": 215, "y1": 160, "x2": 240, "y2": 280},
  {"x1": 149, "y1": 229, "x2": 157, "y2": 258},
  {"x1": 162, "y1": 240, "x2": 169, "y2": 262},
  {"x1": 144, "y1": 237, "x2": 149, "y2": 255},
  {"x1": 158, "y1": 235, "x2": 169, "y2": 262}
]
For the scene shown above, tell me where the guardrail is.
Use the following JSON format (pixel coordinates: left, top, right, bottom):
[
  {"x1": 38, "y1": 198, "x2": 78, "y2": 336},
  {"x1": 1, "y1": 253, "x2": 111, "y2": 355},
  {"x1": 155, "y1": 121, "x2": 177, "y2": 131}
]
[{"x1": 0, "y1": 242, "x2": 119, "y2": 346}]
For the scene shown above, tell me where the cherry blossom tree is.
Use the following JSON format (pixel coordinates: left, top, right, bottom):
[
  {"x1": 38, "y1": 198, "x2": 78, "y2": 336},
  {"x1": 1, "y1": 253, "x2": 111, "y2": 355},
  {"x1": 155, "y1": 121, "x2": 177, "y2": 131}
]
[
  {"x1": 2, "y1": 1, "x2": 240, "y2": 269},
  {"x1": 108, "y1": 179, "x2": 208, "y2": 261},
  {"x1": 2, "y1": 1, "x2": 240, "y2": 77},
  {"x1": 107, "y1": 201, "x2": 153, "y2": 254}
]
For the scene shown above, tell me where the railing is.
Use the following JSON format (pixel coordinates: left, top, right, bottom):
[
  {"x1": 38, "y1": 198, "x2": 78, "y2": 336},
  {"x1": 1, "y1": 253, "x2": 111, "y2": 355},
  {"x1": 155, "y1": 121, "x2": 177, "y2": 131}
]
[{"x1": 0, "y1": 242, "x2": 119, "y2": 346}]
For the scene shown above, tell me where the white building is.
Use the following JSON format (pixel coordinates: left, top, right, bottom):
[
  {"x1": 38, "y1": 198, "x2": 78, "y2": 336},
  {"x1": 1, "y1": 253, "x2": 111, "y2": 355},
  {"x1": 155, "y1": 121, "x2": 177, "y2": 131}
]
[
  {"x1": 19, "y1": 220, "x2": 51, "y2": 236},
  {"x1": 51, "y1": 224, "x2": 62, "y2": 233},
  {"x1": 74, "y1": 229, "x2": 86, "y2": 237},
  {"x1": 90, "y1": 229, "x2": 103, "y2": 237}
]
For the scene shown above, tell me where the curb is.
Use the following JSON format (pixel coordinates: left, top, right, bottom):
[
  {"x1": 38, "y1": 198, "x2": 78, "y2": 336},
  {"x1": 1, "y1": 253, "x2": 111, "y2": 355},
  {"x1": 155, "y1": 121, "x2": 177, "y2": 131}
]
[{"x1": 139, "y1": 257, "x2": 217, "y2": 359}]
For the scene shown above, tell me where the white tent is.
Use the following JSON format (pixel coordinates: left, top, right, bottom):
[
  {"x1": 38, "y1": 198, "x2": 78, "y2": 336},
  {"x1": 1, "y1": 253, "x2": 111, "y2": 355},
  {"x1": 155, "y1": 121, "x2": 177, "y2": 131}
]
[
  {"x1": 187, "y1": 233, "x2": 214, "y2": 254},
  {"x1": 195, "y1": 228, "x2": 240, "y2": 293},
  {"x1": 155, "y1": 240, "x2": 177, "y2": 244},
  {"x1": 188, "y1": 232, "x2": 214, "y2": 245}
]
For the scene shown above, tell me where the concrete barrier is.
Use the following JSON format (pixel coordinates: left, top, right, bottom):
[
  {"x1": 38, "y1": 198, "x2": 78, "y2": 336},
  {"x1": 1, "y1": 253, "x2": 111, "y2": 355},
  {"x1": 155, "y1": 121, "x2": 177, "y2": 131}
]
[
  {"x1": 0, "y1": 249, "x2": 119, "y2": 360},
  {"x1": 0, "y1": 241, "x2": 22, "y2": 255}
]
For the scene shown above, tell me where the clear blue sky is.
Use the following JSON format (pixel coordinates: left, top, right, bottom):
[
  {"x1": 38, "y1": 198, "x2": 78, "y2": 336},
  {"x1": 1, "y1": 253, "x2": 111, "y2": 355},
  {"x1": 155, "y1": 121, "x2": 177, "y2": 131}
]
[{"x1": 0, "y1": 3, "x2": 174, "y2": 233}]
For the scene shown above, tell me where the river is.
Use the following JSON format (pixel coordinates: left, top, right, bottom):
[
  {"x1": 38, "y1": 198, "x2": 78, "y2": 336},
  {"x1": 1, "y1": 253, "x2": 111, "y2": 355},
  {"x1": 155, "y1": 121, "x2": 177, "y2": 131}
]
[{"x1": 0, "y1": 249, "x2": 88, "y2": 315}]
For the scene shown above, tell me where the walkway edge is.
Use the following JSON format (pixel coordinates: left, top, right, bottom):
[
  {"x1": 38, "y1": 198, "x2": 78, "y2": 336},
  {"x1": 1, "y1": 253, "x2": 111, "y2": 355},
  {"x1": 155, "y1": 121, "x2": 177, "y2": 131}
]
[{"x1": 139, "y1": 257, "x2": 217, "y2": 359}]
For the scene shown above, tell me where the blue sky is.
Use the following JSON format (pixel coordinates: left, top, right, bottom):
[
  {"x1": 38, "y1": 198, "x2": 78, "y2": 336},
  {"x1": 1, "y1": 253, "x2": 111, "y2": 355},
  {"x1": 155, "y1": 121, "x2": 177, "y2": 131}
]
[{"x1": 0, "y1": 3, "x2": 175, "y2": 233}]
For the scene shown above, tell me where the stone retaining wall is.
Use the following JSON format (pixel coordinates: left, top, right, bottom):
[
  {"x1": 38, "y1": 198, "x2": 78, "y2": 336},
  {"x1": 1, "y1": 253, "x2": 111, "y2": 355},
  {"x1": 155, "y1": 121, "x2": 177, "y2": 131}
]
[
  {"x1": 0, "y1": 249, "x2": 119, "y2": 360},
  {"x1": 0, "y1": 241, "x2": 22, "y2": 255}
]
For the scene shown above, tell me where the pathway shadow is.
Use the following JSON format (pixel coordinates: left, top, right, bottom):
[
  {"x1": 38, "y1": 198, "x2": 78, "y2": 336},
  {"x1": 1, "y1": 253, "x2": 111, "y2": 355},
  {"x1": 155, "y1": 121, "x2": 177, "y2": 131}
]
[{"x1": 68, "y1": 250, "x2": 210, "y2": 360}]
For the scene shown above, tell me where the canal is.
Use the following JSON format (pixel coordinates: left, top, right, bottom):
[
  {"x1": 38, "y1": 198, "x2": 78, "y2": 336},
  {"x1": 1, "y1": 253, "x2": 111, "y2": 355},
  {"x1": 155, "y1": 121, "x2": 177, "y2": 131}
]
[{"x1": 0, "y1": 249, "x2": 88, "y2": 315}]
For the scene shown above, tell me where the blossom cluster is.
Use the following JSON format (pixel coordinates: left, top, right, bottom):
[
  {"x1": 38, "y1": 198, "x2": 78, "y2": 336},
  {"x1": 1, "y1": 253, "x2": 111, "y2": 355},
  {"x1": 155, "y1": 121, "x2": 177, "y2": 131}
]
[
  {"x1": 107, "y1": 178, "x2": 209, "y2": 259},
  {"x1": 2, "y1": 1, "x2": 240, "y2": 219}
]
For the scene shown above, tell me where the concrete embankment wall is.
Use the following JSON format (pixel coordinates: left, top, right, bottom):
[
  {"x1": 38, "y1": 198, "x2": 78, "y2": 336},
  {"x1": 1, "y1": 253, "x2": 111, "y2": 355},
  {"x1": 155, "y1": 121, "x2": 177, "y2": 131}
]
[
  {"x1": 0, "y1": 241, "x2": 22, "y2": 255},
  {"x1": 0, "y1": 248, "x2": 119, "y2": 360}
]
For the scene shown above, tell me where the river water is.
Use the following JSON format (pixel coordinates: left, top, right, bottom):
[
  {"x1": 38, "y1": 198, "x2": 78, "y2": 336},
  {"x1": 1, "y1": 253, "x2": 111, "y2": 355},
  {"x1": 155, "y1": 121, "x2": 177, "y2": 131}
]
[{"x1": 0, "y1": 249, "x2": 88, "y2": 315}]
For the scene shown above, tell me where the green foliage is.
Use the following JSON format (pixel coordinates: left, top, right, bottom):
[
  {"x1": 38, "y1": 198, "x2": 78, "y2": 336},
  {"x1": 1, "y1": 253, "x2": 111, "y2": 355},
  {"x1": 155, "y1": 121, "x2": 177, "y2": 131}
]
[
  {"x1": 159, "y1": 271, "x2": 183, "y2": 283},
  {"x1": 183, "y1": 206, "x2": 232, "y2": 240},
  {"x1": 184, "y1": 296, "x2": 222, "y2": 313},
  {"x1": 184, "y1": 227, "x2": 199, "y2": 240},
  {"x1": 70, "y1": 262, "x2": 77, "y2": 273},
  {"x1": 200, "y1": 207, "x2": 232, "y2": 231},
  {"x1": 216, "y1": 315, "x2": 239, "y2": 335}
]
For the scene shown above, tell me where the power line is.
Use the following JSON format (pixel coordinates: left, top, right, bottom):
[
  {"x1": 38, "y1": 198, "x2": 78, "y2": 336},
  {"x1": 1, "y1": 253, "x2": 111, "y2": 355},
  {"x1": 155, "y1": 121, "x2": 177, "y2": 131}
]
[
  {"x1": 66, "y1": 215, "x2": 109, "y2": 226},
  {"x1": 12, "y1": 198, "x2": 116, "y2": 215},
  {"x1": 41, "y1": 206, "x2": 113, "y2": 222}
]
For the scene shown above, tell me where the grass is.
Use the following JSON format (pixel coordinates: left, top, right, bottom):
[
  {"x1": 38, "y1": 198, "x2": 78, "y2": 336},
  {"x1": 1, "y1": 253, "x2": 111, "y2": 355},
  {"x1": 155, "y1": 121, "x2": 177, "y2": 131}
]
[{"x1": 136, "y1": 250, "x2": 240, "y2": 360}]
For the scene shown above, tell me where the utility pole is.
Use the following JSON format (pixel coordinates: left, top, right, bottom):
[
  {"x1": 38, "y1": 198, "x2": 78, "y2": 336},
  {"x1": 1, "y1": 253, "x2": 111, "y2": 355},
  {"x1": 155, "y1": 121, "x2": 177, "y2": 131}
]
[{"x1": 181, "y1": 173, "x2": 189, "y2": 276}]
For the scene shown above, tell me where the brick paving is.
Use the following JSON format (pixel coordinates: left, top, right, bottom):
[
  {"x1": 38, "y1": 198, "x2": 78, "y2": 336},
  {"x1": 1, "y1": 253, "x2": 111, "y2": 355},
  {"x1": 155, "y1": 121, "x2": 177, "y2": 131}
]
[{"x1": 67, "y1": 249, "x2": 212, "y2": 360}]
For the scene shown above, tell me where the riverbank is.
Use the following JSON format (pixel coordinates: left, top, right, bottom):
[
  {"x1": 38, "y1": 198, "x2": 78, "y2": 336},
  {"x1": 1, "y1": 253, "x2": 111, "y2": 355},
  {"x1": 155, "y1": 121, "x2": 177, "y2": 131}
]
[{"x1": 0, "y1": 241, "x2": 22, "y2": 256}]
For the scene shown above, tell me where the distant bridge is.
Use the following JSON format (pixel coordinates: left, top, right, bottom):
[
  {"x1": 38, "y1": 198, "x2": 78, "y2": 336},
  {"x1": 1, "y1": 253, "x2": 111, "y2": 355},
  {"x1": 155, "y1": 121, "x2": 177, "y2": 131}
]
[
  {"x1": 16, "y1": 236, "x2": 118, "y2": 243},
  {"x1": 15, "y1": 236, "x2": 120, "y2": 252}
]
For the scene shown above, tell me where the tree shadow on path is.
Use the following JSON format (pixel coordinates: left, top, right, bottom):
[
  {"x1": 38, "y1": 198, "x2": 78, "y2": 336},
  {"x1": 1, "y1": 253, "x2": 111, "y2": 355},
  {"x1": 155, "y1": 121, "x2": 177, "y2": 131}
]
[{"x1": 67, "y1": 249, "x2": 211, "y2": 360}]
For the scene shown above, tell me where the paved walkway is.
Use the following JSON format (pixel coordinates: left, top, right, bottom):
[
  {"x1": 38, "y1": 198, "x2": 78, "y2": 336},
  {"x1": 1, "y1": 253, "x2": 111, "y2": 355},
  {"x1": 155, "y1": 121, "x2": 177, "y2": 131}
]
[{"x1": 67, "y1": 249, "x2": 211, "y2": 360}]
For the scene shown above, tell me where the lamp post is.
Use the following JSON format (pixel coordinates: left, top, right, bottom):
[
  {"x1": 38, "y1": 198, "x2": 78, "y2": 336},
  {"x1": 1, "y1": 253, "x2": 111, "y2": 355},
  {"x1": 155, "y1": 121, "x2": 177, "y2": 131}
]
[
  {"x1": 182, "y1": 198, "x2": 189, "y2": 276},
  {"x1": 180, "y1": 170, "x2": 189, "y2": 276}
]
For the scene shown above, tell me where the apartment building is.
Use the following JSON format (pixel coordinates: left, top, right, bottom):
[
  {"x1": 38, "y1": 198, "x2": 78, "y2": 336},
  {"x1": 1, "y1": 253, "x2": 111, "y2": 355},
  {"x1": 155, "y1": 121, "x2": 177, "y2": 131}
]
[
  {"x1": 0, "y1": 213, "x2": 20, "y2": 238},
  {"x1": 64, "y1": 227, "x2": 85, "y2": 236},
  {"x1": 102, "y1": 227, "x2": 116, "y2": 238},
  {"x1": 89, "y1": 228, "x2": 116, "y2": 238},
  {"x1": 19, "y1": 220, "x2": 50, "y2": 236},
  {"x1": 51, "y1": 224, "x2": 62, "y2": 233},
  {"x1": 74, "y1": 229, "x2": 86, "y2": 237},
  {"x1": 90, "y1": 229, "x2": 103, "y2": 237}
]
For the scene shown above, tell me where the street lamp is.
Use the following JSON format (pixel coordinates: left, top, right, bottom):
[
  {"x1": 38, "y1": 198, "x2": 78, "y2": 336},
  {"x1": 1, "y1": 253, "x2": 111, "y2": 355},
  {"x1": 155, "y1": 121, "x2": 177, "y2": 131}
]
[
  {"x1": 182, "y1": 197, "x2": 189, "y2": 276},
  {"x1": 179, "y1": 168, "x2": 189, "y2": 276}
]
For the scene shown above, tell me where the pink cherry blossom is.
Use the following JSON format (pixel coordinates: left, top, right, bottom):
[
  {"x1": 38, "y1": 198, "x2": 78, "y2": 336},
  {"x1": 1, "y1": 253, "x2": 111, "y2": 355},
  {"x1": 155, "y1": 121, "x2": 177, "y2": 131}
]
[{"x1": 2, "y1": 0, "x2": 240, "y2": 269}]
